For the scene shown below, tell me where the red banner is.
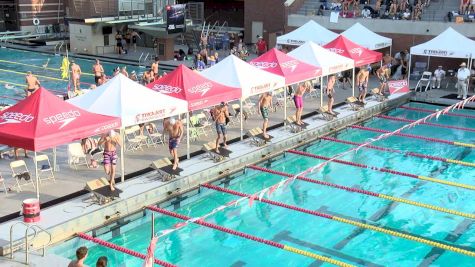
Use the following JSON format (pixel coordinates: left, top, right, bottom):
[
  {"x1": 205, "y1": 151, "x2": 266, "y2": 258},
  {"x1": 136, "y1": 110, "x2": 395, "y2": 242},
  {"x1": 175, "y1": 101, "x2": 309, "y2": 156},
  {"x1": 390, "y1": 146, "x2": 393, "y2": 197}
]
[{"x1": 388, "y1": 80, "x2": 410, "y2": 94}]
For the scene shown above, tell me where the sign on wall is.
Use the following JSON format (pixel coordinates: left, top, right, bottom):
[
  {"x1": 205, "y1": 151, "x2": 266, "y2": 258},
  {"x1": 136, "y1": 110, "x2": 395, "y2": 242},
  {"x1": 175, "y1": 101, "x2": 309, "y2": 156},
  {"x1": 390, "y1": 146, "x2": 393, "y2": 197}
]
[
  {"x1": 166, "y1": 4, "x2": 186, "y2": 34},
  {"x1": 388, "y1": 80, "x2": 410, "y2": 94}
]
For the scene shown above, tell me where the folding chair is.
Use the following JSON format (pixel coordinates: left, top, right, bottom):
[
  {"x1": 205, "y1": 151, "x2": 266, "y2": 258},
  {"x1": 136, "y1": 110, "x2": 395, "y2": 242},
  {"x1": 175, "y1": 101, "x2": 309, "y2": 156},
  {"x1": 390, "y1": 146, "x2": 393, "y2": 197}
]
[
  {"x1": 202, "y1": 141, "x2": 232, "y2": 162},
  {"x1": 68, "y1": 143, "x2": 89, "y2": 169},
  {"x1": 0, "y1": 172, "x2": 8, "y2": 194},
  {"x1": 190, "y1": 115, "x2": 208, "y2": 138},
  {"x1": 242, "y1": 98, "x2": 257, "y2": 115},
  {"x1": 124, "y1": 127, "x2": 143, "y2": 151},
  {"x1": 371, "y1": 88, "x2": 387, "y2": 102},
  {"x1": 0, "y1": 145, "x2": 13, "y2": 159},
  {"x1": 229, "y1": 104, "x2": 242, "y2": 126},
  {"x1": 197, "y1": 112, "x2": 213, "y2": 132},
  {"x1": 411, "y1": 62, "x2": 427, "y2": 80},
  {"x1": 34, "y1": 154, "x2": 55, "y2": 184},
  {"x1": 247, "y1": 127, "x2": 273, "y2": 147},
  {"x1": 346, "y1": 96, "x2": 365, "y2": 111},
  {"x1": 130, "y1": 125, "x2": 148, "y2": 148},
  {"x1": 151, "y1": 158, "x2": 182, "y2": 182},
  {"x1": 10, "y1": 160, "x2": 34, "y2": 192},
  {"x1": 414, "y1": 71, "x2": 432, "y2": 93},
  {"x1": 317, "y1": 106, "x2": 338, "y2": 121},
  {"x1": 146, "y1": 122, "x2": 165, "y2": 147}
]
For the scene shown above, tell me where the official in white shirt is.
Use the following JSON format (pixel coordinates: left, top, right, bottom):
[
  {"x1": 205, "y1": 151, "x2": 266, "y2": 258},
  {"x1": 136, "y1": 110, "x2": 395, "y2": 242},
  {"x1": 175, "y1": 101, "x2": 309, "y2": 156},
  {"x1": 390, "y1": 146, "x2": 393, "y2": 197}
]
[
  {"x1": 432, "y1": 66, "x2": 445, "y2": 89},
  {"x1": 457, "y1": 62, "x2": 471, "y2": 99}
]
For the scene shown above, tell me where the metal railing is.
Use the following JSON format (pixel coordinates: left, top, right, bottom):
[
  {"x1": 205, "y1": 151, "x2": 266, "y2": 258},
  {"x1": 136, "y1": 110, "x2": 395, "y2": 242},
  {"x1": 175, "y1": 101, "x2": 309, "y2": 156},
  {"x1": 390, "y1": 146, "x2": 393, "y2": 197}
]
[
  {"x1": 54, "y1": 41, "x2": 64, "y2": 55},
  {"x1": 139, "y1": 52, "x2": 150, "y2": 68},
  {"x1": 9, "y1": 222, "x2": 52, "y2": 265}
]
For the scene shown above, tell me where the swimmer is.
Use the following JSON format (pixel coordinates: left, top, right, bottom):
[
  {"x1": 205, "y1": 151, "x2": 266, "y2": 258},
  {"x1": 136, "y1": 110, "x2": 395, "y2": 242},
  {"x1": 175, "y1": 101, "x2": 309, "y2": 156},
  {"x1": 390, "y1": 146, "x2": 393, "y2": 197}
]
[
  {"x1": 25, "y1": 71, "x2": 41, "y2": 96},
  {"x1": 98, "y1": 130, "x2": 121, "y2": 191},
  {"x1": 327, "y1": 75, "x2": 336, "y2": 115},
  {"x1": 42, "y1": 58, "x2": 50, "y2": 68},
  {"x1": 293, "y1": 82, "x2": 310, "y2": 125},
  {"x1": 164, "y1": 118, "x2": 183, "y2": 170},
  {"x1": 258, "y1": 92, "x2": 273, "y2": 139},
  {"x1": 4, "y1": 84, "x2": 15, "y2": 90},
  {"x1": 70, "y1": 60, "x2": 82, "y2": 94}
]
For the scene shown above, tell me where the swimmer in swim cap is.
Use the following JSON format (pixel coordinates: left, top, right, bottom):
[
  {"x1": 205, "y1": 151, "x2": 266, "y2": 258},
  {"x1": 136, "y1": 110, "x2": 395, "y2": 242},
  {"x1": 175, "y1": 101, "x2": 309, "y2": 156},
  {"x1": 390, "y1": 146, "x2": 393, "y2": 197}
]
[{"x1": 164, "y1": 117, "x2": 183, "y2": 170}]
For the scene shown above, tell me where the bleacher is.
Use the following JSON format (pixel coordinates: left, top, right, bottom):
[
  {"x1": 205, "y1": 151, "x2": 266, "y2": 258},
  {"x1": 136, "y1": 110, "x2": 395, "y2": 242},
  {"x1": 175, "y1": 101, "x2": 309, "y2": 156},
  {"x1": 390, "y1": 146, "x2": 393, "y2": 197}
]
[{"x1": 295, "y1": 0, "x2": 474, "y2": 22}]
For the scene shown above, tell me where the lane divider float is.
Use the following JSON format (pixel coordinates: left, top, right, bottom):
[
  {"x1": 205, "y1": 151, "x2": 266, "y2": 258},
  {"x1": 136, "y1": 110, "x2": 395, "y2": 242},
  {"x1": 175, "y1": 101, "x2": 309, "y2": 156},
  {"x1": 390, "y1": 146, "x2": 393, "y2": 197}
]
[
  {"x1": 399, "y1": 106, "x2": 475, "y2": 120},
  {"x1": 145, "y1": 206, "x2": 354, "y2": 267},
  {"x1": 376, "y1": 114, "x2": 475, "y2": 133},
  {"x1": 248, "y1": 165, "x2": 475, "y2": 219},
  {"x1": 0, "y1": 58, "x2": 95, "y2": 76},
  {"x1": 76, "y1": 232, "x2": 177, "y2": 267},
  {"x1": 322, "y1": 136, "x2": 475, "y2": 168},
  {"x1": 201, "y1": 183, "x2": 475, "y2": 258},
  {"x1": 350, "y1": 125, "x2": 475, "y2": 149},
  {"x1": 287, "y1": 150, "x2": 475, "y2": 191}
]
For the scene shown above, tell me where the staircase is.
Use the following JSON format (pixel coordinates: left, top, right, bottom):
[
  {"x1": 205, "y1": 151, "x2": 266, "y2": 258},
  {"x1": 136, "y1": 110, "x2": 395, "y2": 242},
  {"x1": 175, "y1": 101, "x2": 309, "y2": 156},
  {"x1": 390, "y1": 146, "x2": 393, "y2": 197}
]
[
  {"x1": 295, "y1": 0, "x2": 320, "y2": 16},
  {"x1": 421, "y1": 0, "x2": 459, "y2": 21}
]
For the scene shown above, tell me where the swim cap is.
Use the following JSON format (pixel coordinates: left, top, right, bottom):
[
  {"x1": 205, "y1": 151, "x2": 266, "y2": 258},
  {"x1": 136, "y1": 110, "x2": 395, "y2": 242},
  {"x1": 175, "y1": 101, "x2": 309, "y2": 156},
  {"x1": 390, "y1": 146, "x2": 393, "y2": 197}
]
[{"x1": 169, "y1": 118, "x2": 176, "y2": 125}]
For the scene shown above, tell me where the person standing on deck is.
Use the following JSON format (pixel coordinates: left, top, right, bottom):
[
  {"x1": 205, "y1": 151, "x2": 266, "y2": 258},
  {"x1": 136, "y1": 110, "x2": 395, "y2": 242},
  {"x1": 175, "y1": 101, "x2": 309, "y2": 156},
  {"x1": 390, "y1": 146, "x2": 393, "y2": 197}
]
[
  {"x1": 164, "y1": 118, "x2": 183, "y2": 170},
  {"x1": 70, "y1": 60, "x2": 82, "y2": 95},
  {"x1": 151, "y1": 57, "x2": 159, "y2": 79},
  {"x1": 258, "y1": 92, "x2": 273, "y2": 139},
  {"x1": 25, "y1": 71, "x2": 40, "y2": 96},
  {"x1": 98, "y1": 130, "x2": 121, "y2": 191},
  {"x1": 92, "y1": 59, "x2": 104, "y2": 86}
]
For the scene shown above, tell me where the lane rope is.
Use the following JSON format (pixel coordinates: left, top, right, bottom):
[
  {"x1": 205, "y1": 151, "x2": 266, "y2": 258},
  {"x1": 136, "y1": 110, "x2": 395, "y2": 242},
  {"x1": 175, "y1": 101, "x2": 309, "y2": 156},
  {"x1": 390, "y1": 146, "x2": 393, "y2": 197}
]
[
  {"x1": 0, "y1": 58, "x2": 95, "y2": 76},
  {"x1": 0, "y1": 67, "x2": 66, "y2": 81},
  {"x1": 76, "y1": 232, "x2": 177, "y2": 267},
  {"x1": 146, "y1": 206, "x2": 354, "y2": 267},
  {"x1": 287, "y1": 150, "x2": 475, "y2": 191},
  {"x1": 248, "y1": 165, "x2": 475, "y2": 219},
  {"x1": 350, "y1": 125, "x2": 475, "y2": 148},
  {"x1": 322, "y1": 136, "x2": 475, "y2": 168},
  {"x1": 201, "y1": 183, "x2": 475, "y2": 258},
  {"x1": 399, "y1": 106, "x2": 475, "y2": 119},
  {"x1": 376, "y1": 114, "x2": 475, "y2": 133}
]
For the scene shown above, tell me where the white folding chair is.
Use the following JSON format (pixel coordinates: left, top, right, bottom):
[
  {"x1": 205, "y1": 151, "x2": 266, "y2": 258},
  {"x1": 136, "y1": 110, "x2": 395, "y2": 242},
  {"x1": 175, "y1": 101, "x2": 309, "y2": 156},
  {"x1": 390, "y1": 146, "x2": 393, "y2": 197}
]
[
  {"x1": 68, "y1": 143, "x2": 89, "y2": 169},
  {"x1": 146, "y1": 122, "x2": 165, "y2": 147},
  {"x1": 190, "y1": 114, "x2": 208, "y2": 138},
  {"x1": 197, "y1": 112, "x2": 213, "y2": 132},
  {"x1": 124, "y1": 127, "x2": 144, "y2": 151},
  {"x1": 0, "y1": 172, "x2": 7, "y2": 194},
  {"x1": 131, "y1": 125, "x2": 148, "y2": 148},
  {"x1": 34, "y1": 154, "x2": 55, "y2": 183},
  {"x1": 415, "y1": 71, "x2": 432, "y2": 93},
  {"x1": 10, "y1": 160, "x2": 34, "y2": 192}
]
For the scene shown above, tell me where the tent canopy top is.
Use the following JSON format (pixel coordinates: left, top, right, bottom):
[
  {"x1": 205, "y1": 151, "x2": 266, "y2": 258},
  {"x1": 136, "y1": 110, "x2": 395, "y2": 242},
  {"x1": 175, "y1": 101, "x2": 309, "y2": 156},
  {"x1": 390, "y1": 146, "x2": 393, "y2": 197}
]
[
  {"x1": 341, "y1": 22, "x2": 392, "y2": 50},
  {"x1": 276, "y1": 20, "x2": 338, "y2": 46}
]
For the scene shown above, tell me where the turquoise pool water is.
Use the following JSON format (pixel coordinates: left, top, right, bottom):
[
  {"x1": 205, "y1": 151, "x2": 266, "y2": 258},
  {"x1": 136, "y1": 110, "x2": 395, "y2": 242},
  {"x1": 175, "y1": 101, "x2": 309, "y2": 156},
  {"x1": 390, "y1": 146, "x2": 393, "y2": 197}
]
[
  {"x1": 51, "y1": 102, "x2": 475, "y2": 266},
  {"x1": 0, "y1": 48, "x2": 143, "y2": 104}
]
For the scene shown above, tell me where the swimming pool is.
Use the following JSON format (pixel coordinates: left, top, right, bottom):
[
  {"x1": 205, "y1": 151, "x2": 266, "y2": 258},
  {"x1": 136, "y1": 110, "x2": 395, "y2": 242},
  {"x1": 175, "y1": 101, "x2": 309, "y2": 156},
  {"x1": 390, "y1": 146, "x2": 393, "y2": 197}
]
[
  {"x1": 0, "y1": 48, "x2": 143, "y2": 105},
  {"x1": 50, "y1": 101, "x2": 475, "y2": 266}
]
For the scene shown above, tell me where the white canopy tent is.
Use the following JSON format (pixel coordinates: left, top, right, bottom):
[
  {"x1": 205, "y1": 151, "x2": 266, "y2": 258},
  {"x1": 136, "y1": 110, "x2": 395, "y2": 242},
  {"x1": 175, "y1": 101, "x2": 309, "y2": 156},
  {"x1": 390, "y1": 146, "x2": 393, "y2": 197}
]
[
  {"x1": 201, "y1": 55, "x2": 285, "y2": 138},
  {"x1": 341, "y1": 22, "x2": 392, "y2": 53},
  {"x1": 277, "y1": 20, "x2": 338, "y2": 46},
  {"x1": 68, "y1": 74, "x2": 188, "y2": 181},
  {"x1": 409, "y1": 27, "x2": 475, "y2": 79},
  {"x1": 289, "y1": 41, "x2": 355, "y2": 105}
]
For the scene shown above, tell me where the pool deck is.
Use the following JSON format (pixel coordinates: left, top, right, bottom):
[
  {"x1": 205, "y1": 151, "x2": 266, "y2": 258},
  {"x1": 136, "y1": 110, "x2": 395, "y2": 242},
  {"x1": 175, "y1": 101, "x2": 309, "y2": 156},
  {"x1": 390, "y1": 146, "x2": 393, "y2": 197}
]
[{"x1": 0, "y1": 89, "x2": 413, "y2": 264}]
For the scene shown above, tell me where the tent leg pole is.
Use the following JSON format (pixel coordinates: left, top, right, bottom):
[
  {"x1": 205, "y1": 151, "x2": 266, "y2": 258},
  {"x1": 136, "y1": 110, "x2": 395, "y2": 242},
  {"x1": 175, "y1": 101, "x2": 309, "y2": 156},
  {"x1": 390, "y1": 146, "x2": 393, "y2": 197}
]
[
  {"x1": 53, "y1": 147, "x2": 58, "y2": 172},
  {"x1": 240, "y1": 98, "x2": 243, "y2": 141},
  {"x1": 186, "y1": 112, "x2": 190, "y2": 159},
  {"x1": 408, "y1": 55, "x2": 412, "y2": 84},
  {"x1": 284, "y1": 87, "x2": 287, "y2": 123},
  {"x1": 120, "y1": 129, "x2": 125, "y2": 183},
  {"x1": 352, "y1": 68, "x2": 355, "y2": 97},
  {"x1": 35, "y1": 152, "x2": 39, "y2": 200}
]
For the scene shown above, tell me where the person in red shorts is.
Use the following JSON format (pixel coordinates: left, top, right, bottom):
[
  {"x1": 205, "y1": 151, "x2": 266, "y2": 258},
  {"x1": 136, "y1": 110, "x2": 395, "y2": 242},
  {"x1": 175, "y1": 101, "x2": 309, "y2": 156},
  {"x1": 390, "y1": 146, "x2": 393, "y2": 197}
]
[{"x1": 255, "y1": 36, "x2": 267, "y2": 56}]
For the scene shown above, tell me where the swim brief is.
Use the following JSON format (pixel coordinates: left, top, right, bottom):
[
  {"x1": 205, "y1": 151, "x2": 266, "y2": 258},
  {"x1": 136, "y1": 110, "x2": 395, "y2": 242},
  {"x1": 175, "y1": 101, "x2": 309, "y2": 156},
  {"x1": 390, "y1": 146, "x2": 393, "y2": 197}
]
[
  {"x1": 260, "y1": 106, "x2": 269, "y2": 120},
  {"x1": 94, "y1": 76, "x2": 101, "y2": 85},
  {"x1": 293, "y1": 95, "x2": 303, "y2": 109},
  {"x1": 327, "y1": 93, "x2": 333, "y2": 99},
  {"x1": 216, "y1": 123, "x2": 226, "y2": 135},
  {"x1": 168, "y1": 138, "x2": 179, "y2": 150},
  {"x1": 103, "y1": 151, "x2": 117, "y2": 165},
  {"x1": 73, "y1": 73, "x2": 80, "y2": 80}
]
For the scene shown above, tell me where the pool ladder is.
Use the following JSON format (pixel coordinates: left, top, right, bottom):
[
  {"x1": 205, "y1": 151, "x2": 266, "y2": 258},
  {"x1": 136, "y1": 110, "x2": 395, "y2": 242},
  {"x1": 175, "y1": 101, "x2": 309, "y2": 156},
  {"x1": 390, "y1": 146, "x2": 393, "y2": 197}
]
[
  {"x1": 54, "y1": 41, "x2": 64, "y2": 56},
  {"x1": 9, "y1": 222, "x2": 52, "y2": 265},
  {"x1": 138, "y1": 52, "x2": 150, "y2": 68}
]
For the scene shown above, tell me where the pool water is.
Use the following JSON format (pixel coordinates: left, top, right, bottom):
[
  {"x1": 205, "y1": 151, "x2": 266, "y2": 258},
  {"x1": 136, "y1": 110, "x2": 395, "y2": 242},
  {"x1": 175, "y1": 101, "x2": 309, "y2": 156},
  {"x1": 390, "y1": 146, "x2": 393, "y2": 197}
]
[
  {"x1": 51, "y1": 102, "x2": 475, "y2": 266},
  {"x1": 0, "y1": 48, "x2": 143, "y2": 105}
]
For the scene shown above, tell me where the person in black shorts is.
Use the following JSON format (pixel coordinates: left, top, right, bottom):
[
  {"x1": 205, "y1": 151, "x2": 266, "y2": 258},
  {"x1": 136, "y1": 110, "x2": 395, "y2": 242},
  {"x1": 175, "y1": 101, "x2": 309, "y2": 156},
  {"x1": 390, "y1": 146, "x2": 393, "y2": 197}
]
[
  {"x1": 131, "y1": 30, "x2": 140, "y2": 52},
  {"x1": 115, "y1": 31, "x2": 122, "y2": 54}
]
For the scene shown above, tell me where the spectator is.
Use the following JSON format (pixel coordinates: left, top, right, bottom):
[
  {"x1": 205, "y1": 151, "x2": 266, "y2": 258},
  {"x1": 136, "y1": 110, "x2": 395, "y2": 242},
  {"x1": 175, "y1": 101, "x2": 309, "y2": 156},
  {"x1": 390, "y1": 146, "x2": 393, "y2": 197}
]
[
  {"x1": 402, "y1": 8, "x2": 411, "y2": 19},
  {"x1": 461, "y1": 0, "x2": 470, "y2": 14},
  {"x1": 196, "y1": 54, "x2": 206, "y2": 71},
  {"x1": 68, "y1": 247, "x2": 88, "y2": 267},
  {"x1": 432, "y1": 66, "x2": 446, "y2": 89},
  {"x1": 96, "y1": 256, "x2": 108, "y2": 267},
  {"x1": 255, "y1": 36, "x2": 267, "y2": 56},
  {"x1": 362, "y1": 7, "x2": 372, "y2": 18}
]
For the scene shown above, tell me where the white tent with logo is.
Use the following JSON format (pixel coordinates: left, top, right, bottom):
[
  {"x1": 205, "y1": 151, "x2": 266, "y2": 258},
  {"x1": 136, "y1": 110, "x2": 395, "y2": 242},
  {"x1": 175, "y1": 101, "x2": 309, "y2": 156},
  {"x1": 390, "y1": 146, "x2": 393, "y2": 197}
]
[
  {"x1": 68, "y1": 74, "x2": 188, "y2": 181},
  {"x1": 276, "y1": 20, "x2": 338, "y2": 46},
  {"x1": 201, "y1": 55, "x2": 285, "y2": 138},
  {"x1": 409, "y1": 27, "x2": 475, "y2": 77},
  {"x1": 341, "y1": 22, "x2": 392, "y2": 52},
  {"x1": 289, "y1": 41, "x2": 355, "y2": 105}
]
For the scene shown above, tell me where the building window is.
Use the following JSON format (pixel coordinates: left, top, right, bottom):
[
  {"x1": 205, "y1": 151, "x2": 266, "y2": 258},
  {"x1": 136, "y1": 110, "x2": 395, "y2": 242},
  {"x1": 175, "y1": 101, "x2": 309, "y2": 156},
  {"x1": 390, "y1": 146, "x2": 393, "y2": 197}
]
[{"x1": 104, "y1": 35, "x2": 109, "y2": 46}]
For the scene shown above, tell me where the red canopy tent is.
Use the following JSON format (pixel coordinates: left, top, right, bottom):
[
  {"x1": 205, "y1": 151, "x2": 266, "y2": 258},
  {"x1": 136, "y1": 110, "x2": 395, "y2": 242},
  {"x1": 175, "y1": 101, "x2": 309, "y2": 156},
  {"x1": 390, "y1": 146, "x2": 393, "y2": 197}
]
[
  {"x1": 249, "y1": 48, "x2": 322, "y2": 85},
  {"x1": 0, "y1": 88, "x2": 121, "y2": 151},
  {"x1": 0, "y1": 88, "x2": 121, "y2": 198},
  {"x1": 146, "y1": 64, "x2": 241, "y2": 111},
  {"x1": 323, "y1": 35, "x2": 383, "y2": 67}
]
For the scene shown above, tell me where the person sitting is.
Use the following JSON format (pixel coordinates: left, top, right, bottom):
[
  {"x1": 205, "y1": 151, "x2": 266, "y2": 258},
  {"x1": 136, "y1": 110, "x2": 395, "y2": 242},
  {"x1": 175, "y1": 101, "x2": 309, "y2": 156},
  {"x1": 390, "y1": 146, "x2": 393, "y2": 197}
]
[
  {"x1": 402, "y1": 8, "x2": 411, "y2": 19},
  {"x1": 362, "y1": 7, "x2": 372, "y2": 18},
  {"x1": 81, "y1": 137, "x2": 100, "y2": 168},
  {"x1": 432, "y1": 66, "x2": 446, "y2": 89}
]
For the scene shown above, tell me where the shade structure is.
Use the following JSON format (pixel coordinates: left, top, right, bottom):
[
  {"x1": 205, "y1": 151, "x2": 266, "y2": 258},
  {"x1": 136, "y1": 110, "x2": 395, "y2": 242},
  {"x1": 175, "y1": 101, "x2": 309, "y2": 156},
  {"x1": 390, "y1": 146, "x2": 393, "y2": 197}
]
[
  {"x1": 146, "y1": 65, "x2": 241, "y2": 111},
  {"x1": 289, "y1": 41, "x2": 354, "y2": 76},
  {"x1": 0, "y1": 88, "x2": 121, "y2": 151},
  {"x1": 323, "y1": 35, "x2": 383, "y2": 67},
  {"x1": 276, "y1": 20, "x2": 338, "y2": 46},
  {"x1": 410, "y1": 27, "x2": 475, "y2": 59},
  {"x1": 249, "y1": 48, "x2": 322, "y2": 85},
  {"x1": 68, "y1": 73, "x2": 188, "y2": 127},
  {"x1": 201, "y1": 55, "x2": 285, "y2": 98},
  {"x1": 341, "y1": 23, "x2": 392, "y2": 50}
]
